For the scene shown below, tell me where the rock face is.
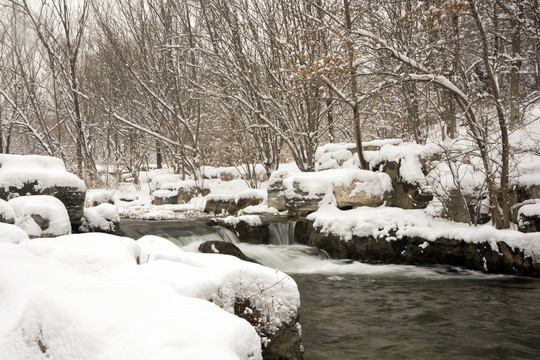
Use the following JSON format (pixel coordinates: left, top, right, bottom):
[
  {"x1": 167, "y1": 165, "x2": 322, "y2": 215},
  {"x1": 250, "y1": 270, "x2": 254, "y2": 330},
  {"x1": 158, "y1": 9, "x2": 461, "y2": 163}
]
[
  {"x1": 308, "y1": 225, "x2": 540, "y2": 277},
  {"x1": 381, "y1": 160, "x2": 432, "y2": 210},
  {"x1": 198, "y1": 241, "x2": 257, "y2": 263},
  {"x1": 204, "y1": 191, "x2": 265, "y2": 216}
]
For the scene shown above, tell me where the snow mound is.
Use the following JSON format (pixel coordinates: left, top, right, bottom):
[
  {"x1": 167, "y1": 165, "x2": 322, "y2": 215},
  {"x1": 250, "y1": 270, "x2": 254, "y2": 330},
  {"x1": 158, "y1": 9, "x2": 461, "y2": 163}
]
[
  {"x1": 0, "y1": 242, "x2": 262, "y2": 360},
  {"x1": 282, "y1": 168, "x2": 392, "y2": 197},
  {"x1": 21, "y1": 233, "x2": 140, "y2": 274},
  {"x1": 0, "y1": 154, "x2": 85, "y2": 192},
  {"x1": 136, "y1": 236, "x2": 300, "y2": 340},
  {"x1": 8, "y1": 195, "x2": 71, "y2": 238}
]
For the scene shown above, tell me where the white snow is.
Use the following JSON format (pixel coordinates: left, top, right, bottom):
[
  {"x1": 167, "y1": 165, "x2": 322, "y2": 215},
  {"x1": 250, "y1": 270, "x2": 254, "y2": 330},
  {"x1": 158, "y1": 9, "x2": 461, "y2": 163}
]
[
  {"x1": 8, "y1": 195, "x2": 71, "y2": 238},
  {"x1": 519, "y1": 201, "x2": 540, "y2": 218},
  {"x1": 281, "y1": 168, "x2": 393, "y2": 198},
  {"x1": 0, "y1": 154, "x2": 85, "y2": 192},
  {"x1": 0, "y1": 223, "x2": 30, "y2": 244},
  {"x1": 0, "y1": 240, "x2": 262, "y2": 360},
  {"x1": 136, "y1": 236, "x2": 300, "y2": 339},
  {"x1": 223, "y1": 215, "x2": 262, "y2": 227},
  {"x1": 0, "y1": 232, "x2": 302, "y2": 359}
]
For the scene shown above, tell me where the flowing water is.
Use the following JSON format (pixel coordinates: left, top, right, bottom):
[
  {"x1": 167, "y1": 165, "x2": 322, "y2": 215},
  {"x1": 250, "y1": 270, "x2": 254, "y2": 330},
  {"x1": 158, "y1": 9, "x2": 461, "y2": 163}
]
[{"x1": 120, "y1": 220, "x2": 540, "y2": 359}]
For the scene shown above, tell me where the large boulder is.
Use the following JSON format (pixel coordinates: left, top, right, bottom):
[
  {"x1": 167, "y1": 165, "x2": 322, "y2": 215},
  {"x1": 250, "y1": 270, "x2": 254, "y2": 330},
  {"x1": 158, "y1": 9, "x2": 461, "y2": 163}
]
[
  {"x1": 0, "y1": 154, "x2": 85, "y2": 226},
  {"x1": 268, "y1": 168, "x2": 392, "y2": 217},
  {"x1": 307, "y1": 205, "x2": 540, "y2": 277}
]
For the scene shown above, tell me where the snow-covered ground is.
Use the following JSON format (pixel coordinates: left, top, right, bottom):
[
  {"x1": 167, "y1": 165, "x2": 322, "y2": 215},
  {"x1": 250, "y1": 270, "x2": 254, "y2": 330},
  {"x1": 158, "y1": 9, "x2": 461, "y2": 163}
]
[{"x1": 0, "y1": 233, "x2": 300, "y2": 360}]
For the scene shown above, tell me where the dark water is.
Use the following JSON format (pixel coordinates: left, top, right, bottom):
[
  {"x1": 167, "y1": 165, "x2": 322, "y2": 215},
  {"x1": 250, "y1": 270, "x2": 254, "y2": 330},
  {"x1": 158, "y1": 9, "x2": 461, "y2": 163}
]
[
  {"x1": 120, "y1": 220, "x2": 540, "y2": 360},
  {"x1": 296, "y1": 271, "x2": 540, "y2": 360}
]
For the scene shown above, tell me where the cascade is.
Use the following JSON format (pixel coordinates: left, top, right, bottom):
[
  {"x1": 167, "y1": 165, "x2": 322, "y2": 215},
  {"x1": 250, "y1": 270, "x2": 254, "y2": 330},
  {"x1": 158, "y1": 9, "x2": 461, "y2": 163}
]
[
  {"x1": 214, "y1": 226, "x2": 241, "y2": 243},
  {"x1": 268, "y1": 221, "x2": 296, "y2": 245}
]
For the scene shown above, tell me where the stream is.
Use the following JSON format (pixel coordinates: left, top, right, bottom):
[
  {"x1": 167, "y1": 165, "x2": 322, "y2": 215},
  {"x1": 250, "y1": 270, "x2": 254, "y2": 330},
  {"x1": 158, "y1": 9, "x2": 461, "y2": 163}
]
[{"x1": 120, "y1": 220, "x2": 540, "y2": 360}]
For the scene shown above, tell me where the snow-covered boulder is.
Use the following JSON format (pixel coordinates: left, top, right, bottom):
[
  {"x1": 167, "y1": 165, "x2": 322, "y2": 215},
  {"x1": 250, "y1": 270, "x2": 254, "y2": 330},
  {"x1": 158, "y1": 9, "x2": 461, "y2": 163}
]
[
  {"x1": 269, "y1": 168, "x2": 392, "y2": 216},
  {"x1": 79, "y1": 203, "x2": 120, "y2": 234},
  {"x1": 85, "y1": 189, "x2": 116, "y2": 206},
  {"x1": 0, "y1": 198, "x2": 15, "y2": 224},
  {"x1": 8, "y1": 195, "x2": 71, "y2": 238},
  {"x1": 136, "y1": 235, "x2": 302, "y2": 359},
  {"x1": 0, "y1": 154, "x2": 86, "y2": 225},
  {"x1": 518, "y1": 200, "x2": 540, "y2": 233},
  {"x1": 307, "y1": 204, "x2": 540, "y2": 276},
  {"x1": 374, "y1": 142, "x2": 435, "y2": 210}
]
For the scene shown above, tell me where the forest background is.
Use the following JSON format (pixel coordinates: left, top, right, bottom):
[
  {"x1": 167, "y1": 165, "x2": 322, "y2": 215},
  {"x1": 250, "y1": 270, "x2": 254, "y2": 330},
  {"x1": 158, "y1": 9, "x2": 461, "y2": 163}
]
[{"x1": 0, "y1": 0, "x2": 539, "y2": 230}]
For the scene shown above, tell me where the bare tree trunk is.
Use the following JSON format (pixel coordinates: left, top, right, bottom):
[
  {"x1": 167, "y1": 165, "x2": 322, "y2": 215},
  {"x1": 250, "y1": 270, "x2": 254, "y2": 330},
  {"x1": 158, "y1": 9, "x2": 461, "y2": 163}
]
[
  {"x1": 469, "y1": 0, "x2": 510, "y2": 229},
  {"x1": 344, "y1": 0, "x2": 368, "y2": 169}
]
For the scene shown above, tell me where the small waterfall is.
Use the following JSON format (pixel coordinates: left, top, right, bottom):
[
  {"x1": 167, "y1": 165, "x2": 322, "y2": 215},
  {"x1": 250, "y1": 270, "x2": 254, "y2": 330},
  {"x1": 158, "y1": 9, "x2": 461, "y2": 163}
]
[
  {"x1": 214, "y1": 226, "x2": 240, "y2": 244},
  {"x1": 268, "y1": 221, "x2": 296, "y2": 246}
]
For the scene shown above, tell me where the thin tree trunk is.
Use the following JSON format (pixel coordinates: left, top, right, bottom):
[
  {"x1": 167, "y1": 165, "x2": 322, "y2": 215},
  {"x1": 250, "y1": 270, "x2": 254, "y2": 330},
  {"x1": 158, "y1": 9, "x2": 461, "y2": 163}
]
[{"x1": 344, "y1": 0, "x2": 368, "y2": 169}]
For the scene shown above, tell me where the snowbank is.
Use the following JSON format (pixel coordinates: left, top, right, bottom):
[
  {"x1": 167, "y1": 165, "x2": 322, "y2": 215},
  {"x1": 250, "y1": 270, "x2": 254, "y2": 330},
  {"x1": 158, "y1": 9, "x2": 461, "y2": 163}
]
[
  {"x1": 0, "y1": 232, "x2": 302, "y2": 359},
  {"x1": 0, "y1": 242, "x2": 262, "y2": 360},
  {"x1": 136, "y1": 236, "x2": 300, "y2": 340}
]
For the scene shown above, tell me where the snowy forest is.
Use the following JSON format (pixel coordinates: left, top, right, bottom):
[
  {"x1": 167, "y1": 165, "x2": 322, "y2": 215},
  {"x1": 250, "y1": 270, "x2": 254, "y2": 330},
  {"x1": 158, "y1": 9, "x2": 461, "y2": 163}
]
[{"x1": 1, "y1": 0, "x2": 539, "y2": 229}]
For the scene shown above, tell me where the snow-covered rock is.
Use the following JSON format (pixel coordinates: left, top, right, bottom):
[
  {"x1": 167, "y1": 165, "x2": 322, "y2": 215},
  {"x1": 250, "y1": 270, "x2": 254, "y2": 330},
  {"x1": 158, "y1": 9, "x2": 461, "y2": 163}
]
[
  {"x1": 0, "y1": 154, "x2": 86, "y2": 225},
  {"x1": 518, "y1": 200, "x2": 540, "y2": 233},
  {"x1": 136, "y1": 236, "x2": 302, "y2": 357},
  {"x1": 268, "y1": 168, "x2": 392, "y2": 216},
  {"x1": 307, "y1": 204, "x2": 540, "y2": 276},
  {"x1": 8, "y1": 195, "x2": 71, "y2": 238},
  {"x1": 79, "y1": 203, "x2": 120, "y2": 234}
]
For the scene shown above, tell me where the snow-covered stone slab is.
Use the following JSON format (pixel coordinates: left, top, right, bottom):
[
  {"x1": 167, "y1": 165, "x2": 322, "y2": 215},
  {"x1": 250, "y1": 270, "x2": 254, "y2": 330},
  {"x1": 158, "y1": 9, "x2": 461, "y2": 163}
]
[
  {"x1": 0, "y1": 154, "x2": 85, "y2": 225},
  {"x1": 8, "y1": 195, "x2": 71, "y2": 238}
]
